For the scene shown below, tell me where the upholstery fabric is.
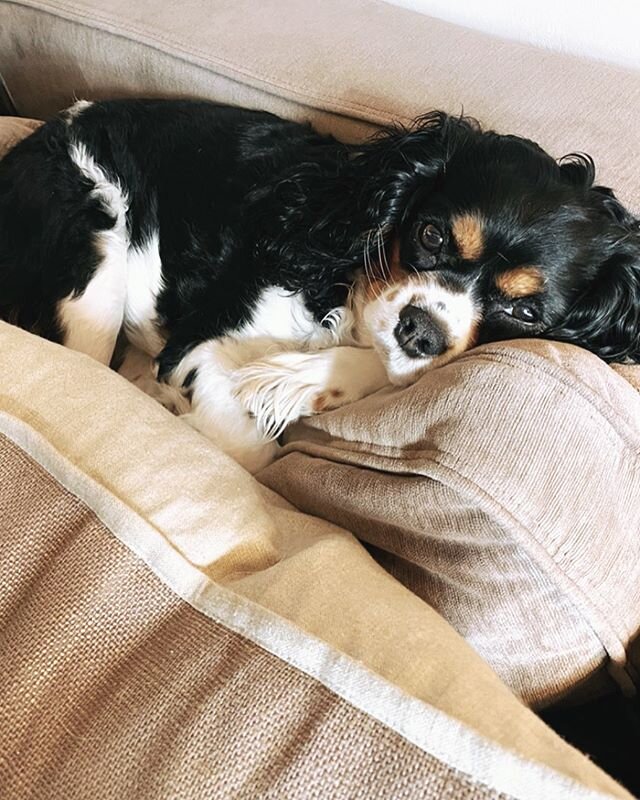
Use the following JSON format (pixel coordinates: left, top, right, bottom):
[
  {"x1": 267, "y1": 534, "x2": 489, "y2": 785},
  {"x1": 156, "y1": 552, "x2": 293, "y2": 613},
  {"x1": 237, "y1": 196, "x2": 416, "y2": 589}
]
[
  {"x1": 0, "y1": 318, "x2": 632, "y2": 799},
  {"x1": 0, "y1": 0, "x2": 639, "y2": 212},
  {"x1": 260, "y1": 340, "x2": 640, "y2": 708},
  {"x1": 1, "y1": 18, "x2": 639, "y2": 789},
  {"x1": 0, "y1": 433, "x2": 512, "y2": 800}
]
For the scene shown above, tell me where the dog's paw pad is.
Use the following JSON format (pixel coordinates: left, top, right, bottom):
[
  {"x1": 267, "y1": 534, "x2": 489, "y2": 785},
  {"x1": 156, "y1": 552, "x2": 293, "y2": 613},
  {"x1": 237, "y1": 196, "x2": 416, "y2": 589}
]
[{"x1": 312, "y1": 388, "x2": 345, "y2": 413}]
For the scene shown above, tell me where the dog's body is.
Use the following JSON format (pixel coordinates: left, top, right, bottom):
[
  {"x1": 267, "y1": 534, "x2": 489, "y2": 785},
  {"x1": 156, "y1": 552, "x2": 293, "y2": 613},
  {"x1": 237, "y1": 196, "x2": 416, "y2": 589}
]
[
  {"x1": 0, "y1": 99, "x2": 387, "y2": 470},
  {"x1": 1, "y1": 99, "x2": 639, "y2": 470}
]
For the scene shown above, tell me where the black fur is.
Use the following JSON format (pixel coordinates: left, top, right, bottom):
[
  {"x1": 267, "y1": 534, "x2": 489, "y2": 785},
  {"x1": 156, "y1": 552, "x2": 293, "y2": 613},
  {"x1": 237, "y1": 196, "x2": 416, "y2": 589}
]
[{"x1": 1, "y1": 98, "x2": 639, "y2": 370}]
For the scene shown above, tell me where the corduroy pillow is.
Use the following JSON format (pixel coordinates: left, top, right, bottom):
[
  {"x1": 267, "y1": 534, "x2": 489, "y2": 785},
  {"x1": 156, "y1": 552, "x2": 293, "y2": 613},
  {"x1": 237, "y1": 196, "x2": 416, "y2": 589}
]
[{"x1": 259, "y1": 340, "x2": 640, "y2": 708}]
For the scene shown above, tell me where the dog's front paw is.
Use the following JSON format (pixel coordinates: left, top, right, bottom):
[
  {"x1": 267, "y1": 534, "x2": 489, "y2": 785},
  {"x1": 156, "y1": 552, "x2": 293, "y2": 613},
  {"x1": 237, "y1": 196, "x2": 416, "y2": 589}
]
[
  {"x1": 233, "y1": 352, "x2": 322, "y2": 440},
  {"x1": 233, "y1": 347, "x2": 388, "y2": 439}
]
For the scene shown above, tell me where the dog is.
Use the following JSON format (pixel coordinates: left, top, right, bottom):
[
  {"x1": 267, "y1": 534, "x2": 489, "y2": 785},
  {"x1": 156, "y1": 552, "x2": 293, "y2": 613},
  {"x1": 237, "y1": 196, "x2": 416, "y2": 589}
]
[{"x1": 1, "y1": 99, "x2": 639, "y2": 471}]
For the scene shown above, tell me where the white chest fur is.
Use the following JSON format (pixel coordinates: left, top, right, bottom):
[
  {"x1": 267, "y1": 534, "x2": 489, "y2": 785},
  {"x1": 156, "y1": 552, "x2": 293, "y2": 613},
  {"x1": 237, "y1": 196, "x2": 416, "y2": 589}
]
[
  {"x1": 124, "y1": 232, "x2": 165, "y2": 355},
  {"x1": 240, "y1": 287, "x2": 326, "y2": 344}
]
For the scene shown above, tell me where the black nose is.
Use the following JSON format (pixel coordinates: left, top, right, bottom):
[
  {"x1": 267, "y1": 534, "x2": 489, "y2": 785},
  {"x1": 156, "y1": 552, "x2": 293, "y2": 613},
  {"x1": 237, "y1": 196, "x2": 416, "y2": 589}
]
[{"x1": 394, "y1": 305, "x2": 447, "y2": 358}]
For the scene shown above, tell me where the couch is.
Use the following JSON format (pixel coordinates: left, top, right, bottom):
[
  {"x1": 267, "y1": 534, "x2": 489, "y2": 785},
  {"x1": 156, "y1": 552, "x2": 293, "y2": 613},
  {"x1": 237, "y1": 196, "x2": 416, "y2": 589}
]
[{"x1": 1, "y1": 1, "x2": 639, "y2": 798}]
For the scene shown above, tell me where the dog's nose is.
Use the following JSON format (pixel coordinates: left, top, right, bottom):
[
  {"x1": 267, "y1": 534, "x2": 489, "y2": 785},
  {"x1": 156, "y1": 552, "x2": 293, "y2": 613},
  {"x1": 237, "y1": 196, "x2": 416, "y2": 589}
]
[{"x1": 394, "y1": 304, "x2": 447, "y2": 358}]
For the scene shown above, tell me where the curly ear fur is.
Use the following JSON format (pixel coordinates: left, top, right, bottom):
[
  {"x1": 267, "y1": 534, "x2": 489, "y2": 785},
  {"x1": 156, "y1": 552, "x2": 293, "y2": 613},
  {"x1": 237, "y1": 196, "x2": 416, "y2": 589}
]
[
  {"x1": 248, "y1": 111, "x2": 475, "y2": 317},
  {"x1": 550, "y1": 188, "x2": 640, "y2": 362},
  {"x1": 248, "y1": 114, "x2": 640, "y2": 364},
  {"x1": 352, "y1": 111, "x2": 480, "y2": 231},
  {"x1": 252, "y1": 110, "x2": 468, "y2": 246},
  {"x1": 558, "y1": 152, "x2": 596, "y2": 189}
]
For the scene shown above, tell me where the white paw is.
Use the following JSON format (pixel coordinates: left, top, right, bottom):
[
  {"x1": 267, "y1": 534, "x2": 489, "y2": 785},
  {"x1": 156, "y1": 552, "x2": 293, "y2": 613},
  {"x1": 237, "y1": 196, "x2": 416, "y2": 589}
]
[
  {"x1": 233, "y1": 352, "x2": 323, "y2": 440},
  {"x1": 233, "y1": 347, "x2": 388, "y2": 439}
]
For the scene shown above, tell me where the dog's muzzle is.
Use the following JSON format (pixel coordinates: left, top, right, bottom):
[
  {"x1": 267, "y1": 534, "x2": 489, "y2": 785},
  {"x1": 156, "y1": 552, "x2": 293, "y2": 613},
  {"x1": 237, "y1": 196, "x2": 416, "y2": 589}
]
[{"x1": 393, "y1": 304, "x2": 447, "y2": 358}]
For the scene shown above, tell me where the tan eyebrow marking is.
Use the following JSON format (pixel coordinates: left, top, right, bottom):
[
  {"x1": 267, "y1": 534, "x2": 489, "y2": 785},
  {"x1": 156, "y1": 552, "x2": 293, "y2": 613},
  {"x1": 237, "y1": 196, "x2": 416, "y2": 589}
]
[
  {"x1": 451, "y1": 213, "x2": 485, "y2": 261},
  {"x1": 496, "y1": 267, "x2": 544, "y2": 298}
]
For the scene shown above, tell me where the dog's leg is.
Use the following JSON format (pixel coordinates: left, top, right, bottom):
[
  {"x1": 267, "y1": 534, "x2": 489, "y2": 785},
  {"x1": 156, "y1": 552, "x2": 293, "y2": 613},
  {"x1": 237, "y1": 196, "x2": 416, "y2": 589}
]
[
  {"x1": 57, "y1": 147, "x2": 129, "y2": 365},
  {"x1": 166, "y1": 339, "x2": 281, "y2": 473},
  {"x1": 57, "y1": 251, "x2": 127, "y2": 365},
  {"x1": 233, "y1": 346, "x2": 389, "y2": 439}
]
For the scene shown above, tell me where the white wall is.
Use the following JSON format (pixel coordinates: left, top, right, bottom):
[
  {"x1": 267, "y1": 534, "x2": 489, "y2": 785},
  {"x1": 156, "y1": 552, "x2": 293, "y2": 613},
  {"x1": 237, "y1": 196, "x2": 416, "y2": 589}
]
[{"x1": 385, "y1": 0, "x2": 640, "y2": 71}]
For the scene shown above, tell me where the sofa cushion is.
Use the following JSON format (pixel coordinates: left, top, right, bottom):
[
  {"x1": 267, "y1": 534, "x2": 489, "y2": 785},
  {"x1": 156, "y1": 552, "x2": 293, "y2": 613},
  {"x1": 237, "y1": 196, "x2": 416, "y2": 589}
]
[
  {"x1": 259, "y1": 340, "x2": 640, "y2": 709},
  {"x1": 0, "y1": 87, "x2": 636, "y2": 800},
  {"x1": 0, "y1": 0, "x2": 639, "y2": 212},
  {"x1": 3, "y1": 317, "x2": 635, "y2": 799}
]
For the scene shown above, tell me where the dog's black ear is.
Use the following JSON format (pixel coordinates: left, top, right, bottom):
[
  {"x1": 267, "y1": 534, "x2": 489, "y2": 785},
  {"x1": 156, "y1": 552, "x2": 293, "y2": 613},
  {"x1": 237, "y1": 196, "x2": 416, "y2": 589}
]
[
  {"x1": 551, "y1": 186, "x2": 640, "y2": 362},
  {"x1": 352, "y1": 111, "x2": 478, "y2": 231}
]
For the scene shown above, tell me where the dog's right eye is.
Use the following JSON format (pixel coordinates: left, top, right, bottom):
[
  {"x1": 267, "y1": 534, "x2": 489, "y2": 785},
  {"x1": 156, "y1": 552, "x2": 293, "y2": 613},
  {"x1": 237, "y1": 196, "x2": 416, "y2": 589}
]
[
  {"x1": 420, "y1": 223, "x2": 444, "y2": 253},
  {"x1": 503, "y1": 303, "x2": 540, "y2": 324}
]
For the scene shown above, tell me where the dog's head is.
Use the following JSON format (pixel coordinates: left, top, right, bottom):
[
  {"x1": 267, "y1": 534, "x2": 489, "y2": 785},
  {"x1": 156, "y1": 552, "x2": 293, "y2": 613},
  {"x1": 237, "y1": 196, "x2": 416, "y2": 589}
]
[{"x1": 350, "y1": 112, "x2": 640, "y2": 385}]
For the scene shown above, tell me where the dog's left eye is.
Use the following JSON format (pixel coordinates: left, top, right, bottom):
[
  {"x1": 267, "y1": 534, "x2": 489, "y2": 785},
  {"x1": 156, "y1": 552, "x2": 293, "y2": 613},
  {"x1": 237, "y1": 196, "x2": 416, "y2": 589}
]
[
  {"x1": 505, "y1": 304, "x2": 539, "y2": 323},
  {"x1": 420, "y1": 223, "x2": 444, "y2": 252}
]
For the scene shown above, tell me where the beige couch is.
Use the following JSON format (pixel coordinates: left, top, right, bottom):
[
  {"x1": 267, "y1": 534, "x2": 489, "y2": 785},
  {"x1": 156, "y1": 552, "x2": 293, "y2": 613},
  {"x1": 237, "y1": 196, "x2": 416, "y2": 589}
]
[{"x1": 1, "y1": 2, "x2": 640, "y2": 798}]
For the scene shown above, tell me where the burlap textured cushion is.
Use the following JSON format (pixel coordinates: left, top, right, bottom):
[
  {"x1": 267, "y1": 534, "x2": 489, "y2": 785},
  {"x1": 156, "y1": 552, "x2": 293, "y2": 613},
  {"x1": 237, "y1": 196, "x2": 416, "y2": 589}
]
[
  {"x1": 1, "y1": 432, "x2": 521, "y2": 800},
  {"x1": 260, "y1": 340, "x2": 640, "y2": 708}
]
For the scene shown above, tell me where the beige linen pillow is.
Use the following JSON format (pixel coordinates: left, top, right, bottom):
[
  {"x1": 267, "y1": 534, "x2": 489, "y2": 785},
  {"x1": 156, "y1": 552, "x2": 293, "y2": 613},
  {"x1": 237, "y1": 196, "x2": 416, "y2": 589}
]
[{"x1": 260, "y1": 340, "x2": 640, "y2": 708}]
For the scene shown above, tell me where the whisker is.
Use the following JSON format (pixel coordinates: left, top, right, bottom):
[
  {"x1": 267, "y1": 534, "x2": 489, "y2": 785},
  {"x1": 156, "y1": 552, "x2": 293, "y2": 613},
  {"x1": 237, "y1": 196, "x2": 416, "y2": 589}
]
[
  {"x1": 364, "y1": 229, "x2": 382, "y2": 299},
  {"x1": 376, "y1": 227, "x2": 391, "y2": 288},
  {"x1": 613, "y1": 232, "x2": 632, "y2": 247},
  {"x1": 362, "y1": 235, "x2": 372, "y2": 289}
]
